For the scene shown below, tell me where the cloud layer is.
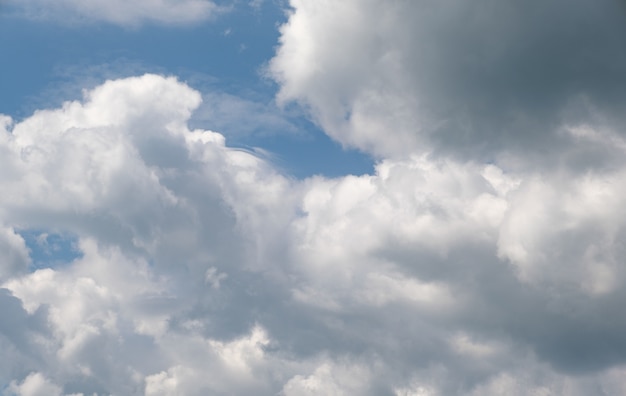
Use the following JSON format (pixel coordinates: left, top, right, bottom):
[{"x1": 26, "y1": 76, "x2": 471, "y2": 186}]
[{"x1": 1, "y1": 72, "x2": 626, "y2": 394}]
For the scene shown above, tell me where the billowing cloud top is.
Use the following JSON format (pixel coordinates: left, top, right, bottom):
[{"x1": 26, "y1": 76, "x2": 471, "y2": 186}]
[
  {"x1": 2, "y1": 71, "x2": 626, "y2": 394},
  {"x1": 3, "y1": 0, "x2": 626, "y2": 395},
  {"x1": 6, "y1": 0, "x2": 221, "y2": 26}
]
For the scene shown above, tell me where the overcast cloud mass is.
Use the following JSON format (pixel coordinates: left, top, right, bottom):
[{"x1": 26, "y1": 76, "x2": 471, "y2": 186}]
[{"x1": 2, "y1": 0, "x2": 626, "y2": 395}]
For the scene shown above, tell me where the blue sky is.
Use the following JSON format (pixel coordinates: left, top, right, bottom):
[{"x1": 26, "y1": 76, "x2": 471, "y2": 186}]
[
  {"x1": 0, "y1": 1, "x2": 373, "y2": 180},
  {"x1": 2, "y1": 1, "x2": 626, "y2": 395}
]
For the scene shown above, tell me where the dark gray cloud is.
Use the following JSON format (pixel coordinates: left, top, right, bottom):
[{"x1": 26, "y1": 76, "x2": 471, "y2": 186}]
[{"x1": 403, "y1": 0, "x2": 626, "y2": 159}]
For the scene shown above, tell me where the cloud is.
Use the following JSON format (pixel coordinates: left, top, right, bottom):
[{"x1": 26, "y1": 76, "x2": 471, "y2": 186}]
[
  {"x1": 192, "y1": 91, "x2": 302, "y2": 140},
  {"x1": 286, "y1": 152, "x2": 626, "y2": 380},
  {"x1": 2, "y1": 73, "x2": 626, "y2": 395},
  {"x1": 281, "y1": 361, "x2": 372, "y2": 396},
  {"x1": 248, "y1": 0, "x2": 264, "y2": 12},
  {"x1": 0, "y1": 0, "x2": 620, "y2": 393},
  {"x1": 5, "y1": 372, "x2": 63, "y2": 396},
  {"x1": 5, "y1": 0, "x2": 223, "y2": 26},
  {"x1": 264, "y1": 7, "x2": 626, "y2": 389},
  {"x1": 0, "y1": 226, "x2": 30, "y2": 282},
  {"x1": 269, "y1": 0, "x2": 626, "y2": 162}
]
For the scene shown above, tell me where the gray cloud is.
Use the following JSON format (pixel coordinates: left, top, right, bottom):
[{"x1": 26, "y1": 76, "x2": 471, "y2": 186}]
[{"x1": 270, "y1": 0, "x2": 626, "y2": 168}]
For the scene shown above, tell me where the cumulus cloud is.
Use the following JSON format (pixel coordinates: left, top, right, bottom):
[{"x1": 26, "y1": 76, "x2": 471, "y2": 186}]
[
  {"x1": 2, "y1": 64, "x2": 626, "y2": 395},
  {"x1": 5, "y1": 372, "x2": 63, "y2": 396},
  {"x1": 263, "y1": 1, "x2": 626, "y2": 392},
  {"x1": 0, "y1": 0, "x2": 622, "y2": 394},
  {"x1": 270, "y1": 0, "x2": 626, "y2": 163},
  {"x1": 5, "y1": 0, "x2": 223, "y2": 26}
]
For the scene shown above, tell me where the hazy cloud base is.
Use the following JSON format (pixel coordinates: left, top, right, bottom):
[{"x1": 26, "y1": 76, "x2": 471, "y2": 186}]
[{"x1": 2, "y1": 0, "x2": 626, "y2": 395}]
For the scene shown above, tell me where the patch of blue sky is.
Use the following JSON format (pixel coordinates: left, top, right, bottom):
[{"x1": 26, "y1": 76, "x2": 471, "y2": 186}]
[
  {"x1": 0, "y1": 1, "x2": 374, "y2": 179},
  {"x1": 18, "y1": 229, "x2": 83, "y2": 271},
  {"x1": 233, "y1": 124, "x2": 375, "y2": 179},
  {"x1": 0, "y1": 1, "x2": 281, "y2": 115}
]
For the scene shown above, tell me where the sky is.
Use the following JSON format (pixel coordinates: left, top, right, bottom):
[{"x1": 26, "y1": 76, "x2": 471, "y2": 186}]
[{"x1": 1, "y1": 0, "x2": 626, "y2": 395}]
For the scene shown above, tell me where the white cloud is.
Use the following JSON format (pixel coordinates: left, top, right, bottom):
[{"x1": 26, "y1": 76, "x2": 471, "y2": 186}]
[
  {"x1": 0, "y1": 226, "x2": 30, "y2": 282},
  {"x1": 498, "y1": 163, "x2": 626, "y2": 294},
  {"x1": 281, "y1": 361, "x2": 372, "y2": 396},
  {"x1": 270, "y1": 0, "x2": 419, "y2": 157},
  {"x1": 265, "y1": 7, "x2": 626, "y2": 391},
  {"x1": 6, "y1": 0, "x2": 223, "y2": 26},
  {"x1": 143, "y1": 325, "x2": 277, "y2": 395},
  {"x1": 2, "y1": 72, "x2": 626, "y2": 395},
  {"x1": 4, "y1": 373, "x2": 63, "y2": 396}
]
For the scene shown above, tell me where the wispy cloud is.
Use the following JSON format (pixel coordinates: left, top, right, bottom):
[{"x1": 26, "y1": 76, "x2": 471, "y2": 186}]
[{"x1": 4, "y1": 0, "x2": 227, "y2": 26}]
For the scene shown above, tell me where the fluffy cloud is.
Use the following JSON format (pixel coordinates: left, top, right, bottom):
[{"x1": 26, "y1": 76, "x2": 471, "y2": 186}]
[
  {"x1": 0, "y1": 0, "x2": 620, "y2": 393},
  {"x1": 5, "y1": 372, "x2": 63, "y2": 396},
  {"x1": 270, "y1": 0, "x2": 626, "y2": 162},
  {"x1": 265, "y1": 1, "x2": 626, "y2": 392},
  {"x1": 2, "y1": 69, "x2": 626, "y2": 395},
  {"x1": 0, "y1": 74, "x2": 272, "y2": 394},
  {"x1": 5, "y1": 0, "x2": 222, "y2": 26}
]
